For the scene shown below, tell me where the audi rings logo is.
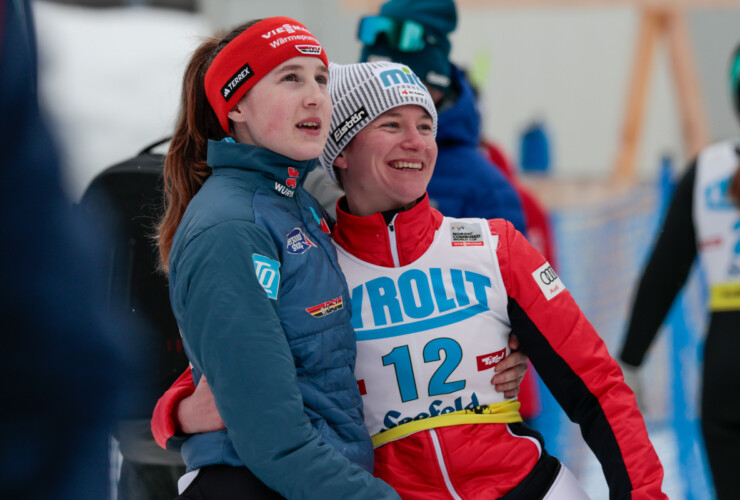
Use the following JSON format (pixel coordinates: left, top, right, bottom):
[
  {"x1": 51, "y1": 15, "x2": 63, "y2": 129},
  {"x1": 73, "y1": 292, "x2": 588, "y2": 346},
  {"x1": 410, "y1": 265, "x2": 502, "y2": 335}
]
[
  {"x1": 540, "y1": 266, "x2": 558, "y2": 285},
  {"x1": 532, "y1": 262, "x2": 565, "y2": 301}
]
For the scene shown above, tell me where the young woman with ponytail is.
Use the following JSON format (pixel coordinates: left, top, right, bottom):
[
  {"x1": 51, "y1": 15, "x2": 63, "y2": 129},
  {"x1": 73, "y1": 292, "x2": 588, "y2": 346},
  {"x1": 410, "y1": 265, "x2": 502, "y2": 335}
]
[
  {"x1": 153, "y1": 17, "x2": 401, "y2": 499},
  {"x1": 157, "y1": 28, "x2": 227, "y2": 272},
  {"x1": 619, "y1": 43, "x2": 740, "y2": 500}
]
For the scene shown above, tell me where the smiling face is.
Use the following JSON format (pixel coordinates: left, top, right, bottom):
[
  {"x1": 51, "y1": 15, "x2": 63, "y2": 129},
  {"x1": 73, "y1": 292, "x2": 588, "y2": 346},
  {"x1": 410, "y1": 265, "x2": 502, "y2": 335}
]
[
  {"x1": 334, "y1": 104, "x2": 437, "y2": 217},
  {"x1": 227, "y1": 56, "x2": 331, "y2": 161}
]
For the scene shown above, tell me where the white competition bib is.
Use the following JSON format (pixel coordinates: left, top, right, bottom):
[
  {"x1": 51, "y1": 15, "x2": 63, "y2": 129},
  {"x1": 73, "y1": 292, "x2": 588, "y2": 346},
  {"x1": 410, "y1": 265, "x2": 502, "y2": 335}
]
[
  {"x1": 336, "y1": 218, "x2": 515, "y2": 442},
  {"x1": 693, "y1": 140, "x2": 740, "y2": 310}
]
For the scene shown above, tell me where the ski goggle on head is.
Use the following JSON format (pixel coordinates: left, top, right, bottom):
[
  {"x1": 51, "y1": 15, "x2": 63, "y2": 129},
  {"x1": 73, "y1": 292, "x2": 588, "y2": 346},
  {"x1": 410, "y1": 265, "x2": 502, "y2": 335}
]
[
  {"x1": 730, "y1": 47, "x2": 740, "y2": 100},
  {"x1": 357, "y1": 16, "x2": 427, "y2": 52}
]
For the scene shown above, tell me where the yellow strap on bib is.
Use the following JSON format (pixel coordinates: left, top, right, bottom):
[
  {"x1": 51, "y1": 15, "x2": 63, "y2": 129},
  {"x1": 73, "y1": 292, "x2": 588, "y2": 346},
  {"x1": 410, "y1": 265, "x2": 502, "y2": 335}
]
[
  {"x1": 709, "y1": 283, "x2": 740, "y2": 311},
  {"x1": 371, "y1": 400, "x2": 522, "y2": 448}
]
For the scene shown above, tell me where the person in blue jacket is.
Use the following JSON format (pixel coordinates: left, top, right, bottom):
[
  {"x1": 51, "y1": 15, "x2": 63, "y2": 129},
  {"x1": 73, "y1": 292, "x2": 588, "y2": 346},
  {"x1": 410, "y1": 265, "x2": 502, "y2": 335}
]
[
  {"x1": 155, "y1": 16, "x2": 399, "y2": 499},
  {"x1": 357, "y1": 0, "x2": 526, "y2": 233},
  {"x1": 2, "y1": 0, "x2": 132, "y2": 498}
]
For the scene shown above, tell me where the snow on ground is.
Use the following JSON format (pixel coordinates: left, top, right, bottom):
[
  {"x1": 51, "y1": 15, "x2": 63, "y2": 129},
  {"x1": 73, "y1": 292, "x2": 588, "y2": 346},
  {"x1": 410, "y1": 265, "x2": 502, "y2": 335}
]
[{"x1": 34, "y1": 3, "x2": 692, "y2": 498}]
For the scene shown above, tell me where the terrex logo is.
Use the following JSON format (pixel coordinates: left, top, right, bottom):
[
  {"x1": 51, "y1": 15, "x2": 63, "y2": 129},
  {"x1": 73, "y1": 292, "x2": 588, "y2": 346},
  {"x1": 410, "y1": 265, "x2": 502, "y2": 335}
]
[
  {"x1": 374, "y1": 66, "x2": 426, "y2": 90},
  {"x1": 221, "y1": 62, "x2": 253, "y2": 101},
  {"x1": 333, "y1": 107, "x2": 367, "y2": 143}
]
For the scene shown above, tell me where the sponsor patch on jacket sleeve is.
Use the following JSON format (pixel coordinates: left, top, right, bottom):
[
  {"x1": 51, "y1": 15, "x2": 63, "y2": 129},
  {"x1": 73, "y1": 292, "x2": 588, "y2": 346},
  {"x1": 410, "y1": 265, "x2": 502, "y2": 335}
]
[
  {"x1": 532, "y1": 262, "x2": 565, "y2": 301},
  {"x1": 252, "y1": 254, "x2": 281, "y2": 299}
]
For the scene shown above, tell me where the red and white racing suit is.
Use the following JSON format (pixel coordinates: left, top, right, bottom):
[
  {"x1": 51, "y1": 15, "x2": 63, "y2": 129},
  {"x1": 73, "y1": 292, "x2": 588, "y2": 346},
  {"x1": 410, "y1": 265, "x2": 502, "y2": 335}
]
[{"x1": 152, "y1": 194, "x2": 667, "y2": 499}]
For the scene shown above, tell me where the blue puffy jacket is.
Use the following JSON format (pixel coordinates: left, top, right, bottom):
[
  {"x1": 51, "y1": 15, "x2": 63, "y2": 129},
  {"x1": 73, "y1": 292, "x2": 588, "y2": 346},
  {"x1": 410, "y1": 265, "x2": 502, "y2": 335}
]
[
  {"x1": 168, "y1": 140, "x2": 397, "y2": 499},
  {"x1": 428, "y1": 65, "x2": 526, "y2": 234}
]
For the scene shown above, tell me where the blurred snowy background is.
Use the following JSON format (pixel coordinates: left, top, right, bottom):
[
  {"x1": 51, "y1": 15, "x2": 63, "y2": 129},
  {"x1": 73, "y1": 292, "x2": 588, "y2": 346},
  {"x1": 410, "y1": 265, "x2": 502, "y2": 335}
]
[
  {"x1": 35, "y1": 0, "x2": 740, "y2": 202},
  {"x1": 35, "y1": 1, "x2": 208, "y2": 199},
  {"x1": 31, "y1": 1, "x2": 738, "y2": 498}
]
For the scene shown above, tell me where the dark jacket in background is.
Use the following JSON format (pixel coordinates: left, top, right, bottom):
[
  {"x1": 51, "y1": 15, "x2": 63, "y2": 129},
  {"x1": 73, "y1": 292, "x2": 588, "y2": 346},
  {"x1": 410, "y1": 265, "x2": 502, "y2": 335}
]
[{"x1": 428, "y1": 64, "x2": 526, "y2": 234}]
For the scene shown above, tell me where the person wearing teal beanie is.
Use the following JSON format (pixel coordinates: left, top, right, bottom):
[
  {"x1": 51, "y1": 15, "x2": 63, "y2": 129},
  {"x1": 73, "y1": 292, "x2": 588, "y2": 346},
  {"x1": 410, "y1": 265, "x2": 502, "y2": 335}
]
[
  {"x1": 357, "y1": 0, "x2": 528, "y2": 236},
  {"x1": 359, "y1": 0, "x2": 456, "y2": 93}
]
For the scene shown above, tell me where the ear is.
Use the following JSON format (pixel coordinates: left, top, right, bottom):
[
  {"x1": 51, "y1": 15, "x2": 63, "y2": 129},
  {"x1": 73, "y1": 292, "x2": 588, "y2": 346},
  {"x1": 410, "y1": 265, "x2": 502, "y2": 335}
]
[
  {"x1": 333, "y1": 151, "x2": 349, "y2": 171},
  {"x1": 227, "y1": 101, "x2": 246, "y2": 123}
]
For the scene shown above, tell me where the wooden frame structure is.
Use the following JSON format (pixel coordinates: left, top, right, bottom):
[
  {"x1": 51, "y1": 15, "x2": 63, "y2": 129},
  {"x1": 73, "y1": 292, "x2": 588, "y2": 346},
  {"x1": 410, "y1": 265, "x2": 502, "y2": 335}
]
[{"x1": 344, "y1": 0, "x2": 736, "y2": 183}]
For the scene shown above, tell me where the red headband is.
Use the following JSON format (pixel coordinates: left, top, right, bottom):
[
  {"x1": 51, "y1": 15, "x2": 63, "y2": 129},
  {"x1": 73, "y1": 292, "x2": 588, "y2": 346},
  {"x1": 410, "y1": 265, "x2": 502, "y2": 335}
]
[{"x1": 205, "y1": 17, "x2": 329, "y2": 134}]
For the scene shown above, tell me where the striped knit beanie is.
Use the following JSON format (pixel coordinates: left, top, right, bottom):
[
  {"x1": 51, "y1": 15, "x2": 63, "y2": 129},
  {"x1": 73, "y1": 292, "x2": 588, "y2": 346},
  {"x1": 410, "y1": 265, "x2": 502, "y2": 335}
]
[{"x1": 321, "y1": 61, "x2": 437, "y2": 183}]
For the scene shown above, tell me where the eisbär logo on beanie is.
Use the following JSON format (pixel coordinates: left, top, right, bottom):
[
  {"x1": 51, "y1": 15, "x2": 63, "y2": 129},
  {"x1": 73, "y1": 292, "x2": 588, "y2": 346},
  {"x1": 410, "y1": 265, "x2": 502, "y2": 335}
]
[{"x1": 332, "y1": 107, "x2": 368, "y2": 144}]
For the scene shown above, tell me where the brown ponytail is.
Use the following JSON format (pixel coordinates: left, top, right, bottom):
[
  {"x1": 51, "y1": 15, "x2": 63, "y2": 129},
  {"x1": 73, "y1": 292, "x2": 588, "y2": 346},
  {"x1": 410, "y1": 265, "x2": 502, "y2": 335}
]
[{"x1": 156, "y1": 20, "x2": 261, "y2": 272}]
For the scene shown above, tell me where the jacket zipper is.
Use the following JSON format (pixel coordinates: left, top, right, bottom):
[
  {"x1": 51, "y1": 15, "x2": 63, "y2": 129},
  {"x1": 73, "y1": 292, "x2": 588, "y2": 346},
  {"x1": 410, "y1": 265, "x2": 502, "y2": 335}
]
[
  {"x1": 429, "y1": 429, "x2": 463, "y2": 500},
  {"x1": 387, "y1": 214, "x2": 400, "y2": 267}
]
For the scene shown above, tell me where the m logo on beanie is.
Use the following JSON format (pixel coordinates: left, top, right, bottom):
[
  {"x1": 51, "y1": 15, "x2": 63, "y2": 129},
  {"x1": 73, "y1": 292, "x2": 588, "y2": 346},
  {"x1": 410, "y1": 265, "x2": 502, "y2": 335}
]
[{"x1": 375, "y1": 65, "x2": 426, "y2": 90}]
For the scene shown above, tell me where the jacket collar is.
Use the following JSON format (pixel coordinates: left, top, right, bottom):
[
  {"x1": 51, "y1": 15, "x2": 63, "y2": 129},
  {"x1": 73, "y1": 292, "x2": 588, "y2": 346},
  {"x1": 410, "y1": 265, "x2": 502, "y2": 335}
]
[
  {"x1": 207, "y1": 139, "x2": 317, "y2": 194},
  {"x1": 332, "y1": 193, "x2": 444, "y2": 267}
]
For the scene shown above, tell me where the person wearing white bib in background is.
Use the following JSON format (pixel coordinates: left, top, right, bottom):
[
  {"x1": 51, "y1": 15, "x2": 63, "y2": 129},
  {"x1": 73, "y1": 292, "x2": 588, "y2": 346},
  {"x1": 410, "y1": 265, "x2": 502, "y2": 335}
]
[{"x1": 620, "y1": 43, "x2": 740, "y2": 500}]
